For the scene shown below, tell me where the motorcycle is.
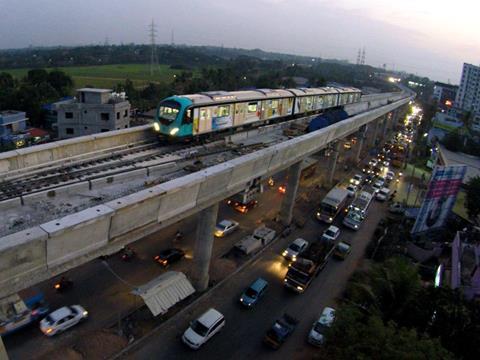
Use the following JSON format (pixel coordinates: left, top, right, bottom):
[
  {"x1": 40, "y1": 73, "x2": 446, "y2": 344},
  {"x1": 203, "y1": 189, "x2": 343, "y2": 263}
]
[
  {"x1": 268, "y1": 177, "x2": 275, "y2": 187},
  {"x1": 54, "y1": 277, "x2": 73, "y2": 293},
  {"x1": 121, "y1": 246, "x2": 136, "y2": 261}
]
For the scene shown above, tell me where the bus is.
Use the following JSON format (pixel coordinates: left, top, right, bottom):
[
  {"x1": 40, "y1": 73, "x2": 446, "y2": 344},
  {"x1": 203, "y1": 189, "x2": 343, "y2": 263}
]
[{"x1": 316, "y1": 187, "x2": 349, "y2": 223}]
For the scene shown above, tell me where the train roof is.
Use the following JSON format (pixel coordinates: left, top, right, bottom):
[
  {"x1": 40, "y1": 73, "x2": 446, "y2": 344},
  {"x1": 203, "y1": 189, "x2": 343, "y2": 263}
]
[{"x1": 176, "y1": 86, "x2": 360, "y2": 106}]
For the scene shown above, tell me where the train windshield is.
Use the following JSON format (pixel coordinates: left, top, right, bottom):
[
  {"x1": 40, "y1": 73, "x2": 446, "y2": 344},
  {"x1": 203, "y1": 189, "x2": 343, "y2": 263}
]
[{"x1": 158, "y1": 100, "x2": 180, "y2": 124}]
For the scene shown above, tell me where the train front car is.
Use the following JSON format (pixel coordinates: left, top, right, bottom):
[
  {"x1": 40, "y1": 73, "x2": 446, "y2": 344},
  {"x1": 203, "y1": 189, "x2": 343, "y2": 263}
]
[{"x1": 153, "y1": 96, "x2": 193, "y2": 138}]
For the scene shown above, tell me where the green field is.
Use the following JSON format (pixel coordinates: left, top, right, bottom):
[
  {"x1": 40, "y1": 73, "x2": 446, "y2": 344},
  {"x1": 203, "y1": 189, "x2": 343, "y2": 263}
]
[{"x1": 1, "y1": 63, "x2": 183, "y2": 89}]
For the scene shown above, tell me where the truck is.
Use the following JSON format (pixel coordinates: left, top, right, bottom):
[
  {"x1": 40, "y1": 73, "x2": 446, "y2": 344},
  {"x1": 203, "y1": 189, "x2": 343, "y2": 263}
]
[
  {"x1": 228, "y1": 178, "x2": 263, "y2": 206},
  {"x1": 283, "y1": 240, "x2": 335, "y2": 293},
  {"x1": 234, "y1": 226, "x2": 276, "y2": 255},
  {"x1": 316, "y1": 187, "x2": 349, "y2": 223},
  {"x1": 342, "y1": 190, "x2": 374, "y2": 230},
  {"x1": 0, "y1": 291, "x2": 49, "y2": 337}
]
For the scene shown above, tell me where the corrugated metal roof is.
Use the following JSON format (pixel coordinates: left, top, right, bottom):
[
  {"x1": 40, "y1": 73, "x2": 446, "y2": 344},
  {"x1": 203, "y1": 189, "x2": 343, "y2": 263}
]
[{"x1": 132, "y1": 271, "x2": 195, "y2": 316}]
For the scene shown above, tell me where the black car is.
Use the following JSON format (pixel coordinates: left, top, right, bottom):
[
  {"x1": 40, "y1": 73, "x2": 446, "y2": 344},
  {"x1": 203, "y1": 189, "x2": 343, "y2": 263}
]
[
  {"x1": 363, "y1": 175, "x2": 374, "y2": 185},
  {"x1": 227, "y1": 199, "x2": 258, "y2": 214},
  {"x1": 154, "y1": 248, "x2": 185, "y2": 267}
]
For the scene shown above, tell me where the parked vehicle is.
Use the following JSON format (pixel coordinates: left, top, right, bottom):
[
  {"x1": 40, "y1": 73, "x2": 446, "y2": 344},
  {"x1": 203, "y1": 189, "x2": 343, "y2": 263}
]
[
  {"x1": 214, "y1": 219, "x2": 239, "y2": 237},
  {"x1": 39, "y1": 305, "x2": 88, "y2": 337},
  {"x1": 54, "y1": 277, "x2": 73, "y2": 293},
  {"x1": 308, "y1": 307, "x2": 336, "y2": 346},
  {"x1": 239, "y1": 278, "x2": 269, "y2": 308},
  {"x1": 154, "y1": 248, "x2": 185, "y2": 267},
  {"x1": 316, "y1": 187, "x2": 349, "y2": 223},
  {"x1": 282, "y1": 238, "x2": 309, "y2": 262},
  {"x1": 350, "y1": 174, "x2": 362, "y2": 186},
  {"x1": 263, "y1": 313, "x2": 298, "y2": 349},
  {"x1": 284, "y1": 240, "x2": 335, "y2": 293},
  {"x1": 0, "y1": 292, "x2": 49, "y2": 336},
  {"x1": 320, "y1": 226, "x2": 340, "y2": 243},
  {"x1": 372, "y1": 180, "x2": 383, "y2": 193},
  {"x1": 333, "y1": 241, "x2": 351, "y2": 260},
  {"x1": 182, "y1": 308, "x2": 225, "y2": 350},
  {"x1": 121, "y1": 246, "x2": 136, "y2": 261},
  {"x1": 376, "y1": 187, "x2": 390, "y2": 201},
  {"x1": 389, "y1": 202, "x2": 406, "y2": 214},
  {"x1": 234, "y1": 226, "x2": 276, "y2": 255}
]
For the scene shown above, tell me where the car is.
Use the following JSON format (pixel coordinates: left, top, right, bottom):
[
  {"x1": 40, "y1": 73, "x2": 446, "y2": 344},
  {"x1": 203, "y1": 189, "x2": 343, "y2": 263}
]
[
  {"x1": 214, "y1": 219, "x2": 239, "y2": 237},
  {"x1": 363, "y1": 174, "x2": 374, "y2": 185},
  {"x1": 372, "y1": 181, "x2": 383, "y2": 193},
  {"x1": 362, "y1": 166, "x2": 373, "y2": 174},
  {"x1": 263, "y1": 313, "x2": 298, "y2": 349},
  {"x1": 343, "y1": 141, "x2": 351, "y2": 150},
  {"x1": 321, "y1": 225, "x2": 340, "y2": 243},
  {"x1": 389, "y1": 202, "x2": 406, "y2": 214},
  {"x1": 282, "y1": 238, "x2": 309, "y2": 261},
  {"x1": 333, "y1": 241, "x2": 351, "y2": 260},
  {"x1": 350, "y1": 174, "x2": 362, "y2": 186},
  {"x1": 228, "y1": 199, "x2": 258, "y2": 214},
  {"x1": 373, "y1": 166, "x2": 382, "y2": 176},
  {"x1": 239, "y1": 278, "x2": 269, "y2": 308},
  {"x1": 346, "y1": 184, "x2": 357, "y2": 197},
  {"x1": 308, "y1": 307, "x2": 336, "y2": 346},
  {"x1": 154, "y1": 248, "x2": 185, "y2": 267},
  {"x1": 376, "y1": 176, "x2": 386, "y2": 186},
  {"x1": 40, "y1": 305, "x2": 88, "y2": 336},
  {"x1": 278, "y1": 184, "x2": 287, "y2": 194},
  {"x1": 386, "y1": 170, "x2": 395, "y2": 182},
  {"x1": 369, "y1": 159, "x2": 378, "y2": 167},
  {"x1": 182, "y1": 308, "x2": 225, "y2": 349},
  {"x1": 376, "y1": 187, "x2": 390, "y2": 201}
]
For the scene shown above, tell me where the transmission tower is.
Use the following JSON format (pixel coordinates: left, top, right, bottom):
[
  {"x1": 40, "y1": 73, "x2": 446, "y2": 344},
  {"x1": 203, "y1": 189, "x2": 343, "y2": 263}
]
[
  {"x1": 356, "y1": 48, "x2": 361, "y2": 65},
  {"x1": 360, "y1": 47, "x2": 366, "y2": 65},
  {"x1": 149, "y1": 19, "x2": 159, "y2": 76},
  {"x1": 171, "y1": 28, "x2": 175, "y2": 46}
]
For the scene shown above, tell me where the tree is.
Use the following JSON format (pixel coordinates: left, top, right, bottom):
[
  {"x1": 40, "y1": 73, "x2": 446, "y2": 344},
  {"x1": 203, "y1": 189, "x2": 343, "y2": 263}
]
[
  {"x1": 26, "y1": 69, "x2": 49, "y2": 86},
  {"x1": 324, "y1": 305, "x2": 453, "y2": 360},
  {"x1": 47, "y1": 70, "x2": 73, "y2": 94},
  {"x1": 465, "y1": 176, "x2": 480, "y2": 221}
]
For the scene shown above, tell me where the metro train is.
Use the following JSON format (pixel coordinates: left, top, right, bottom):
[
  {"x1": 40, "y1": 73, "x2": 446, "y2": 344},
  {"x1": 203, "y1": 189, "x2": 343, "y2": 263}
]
[{"x1": 153, "y1": 86, "x2": 362, "y2": 139}]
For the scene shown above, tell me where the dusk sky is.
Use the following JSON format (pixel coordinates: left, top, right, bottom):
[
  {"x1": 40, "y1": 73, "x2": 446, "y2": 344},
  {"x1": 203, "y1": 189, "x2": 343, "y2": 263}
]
[{"x1": 0, "y1": 0, "x2": 478, "y2": 82}]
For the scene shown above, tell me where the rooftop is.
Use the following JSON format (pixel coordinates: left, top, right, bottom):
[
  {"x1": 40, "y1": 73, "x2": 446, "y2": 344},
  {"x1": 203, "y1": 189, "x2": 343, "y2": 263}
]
[
  {"x1": 76, "y1": 88, "x2": 112, "y2": 93},
  {"x1": 0, "y1": 110, "x2": 25, "y2": 116},
  {"x1": 438, "y1": 145, "x2": 480, "y2": 183}
]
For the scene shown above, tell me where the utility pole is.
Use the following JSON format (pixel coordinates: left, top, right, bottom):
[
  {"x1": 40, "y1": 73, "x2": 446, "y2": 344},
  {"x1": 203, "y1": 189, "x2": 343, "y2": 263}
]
[{"x1": 149, "y1": 19, "x2": 159, "y2": 76}]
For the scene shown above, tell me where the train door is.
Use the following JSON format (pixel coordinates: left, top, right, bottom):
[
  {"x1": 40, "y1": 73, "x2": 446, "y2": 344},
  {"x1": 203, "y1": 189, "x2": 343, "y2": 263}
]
[
  {"x1": 197, "y1": 107, "x2": 213, "y2": 134},
  {"x1": 245, "y1": 101, "x2": 260, "y2": 124},
  {"x1": 233, "y1": 102, "x2": 246, "y2": 126}
]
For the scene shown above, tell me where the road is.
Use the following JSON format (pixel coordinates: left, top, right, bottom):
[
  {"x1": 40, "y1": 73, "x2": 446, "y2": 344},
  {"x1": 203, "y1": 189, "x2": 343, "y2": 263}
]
[
  {"x1": 3, "y1": 120, "x2": 386, "y2": 359},
  {"x1": 127, "y1": 188, "x2": 387, "y2": 359}
]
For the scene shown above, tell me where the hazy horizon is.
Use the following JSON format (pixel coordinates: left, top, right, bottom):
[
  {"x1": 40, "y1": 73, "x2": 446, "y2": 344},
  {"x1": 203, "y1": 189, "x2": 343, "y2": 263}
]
[{"x1": 1, "y1": 0, "x2": 478, "y2": 83}]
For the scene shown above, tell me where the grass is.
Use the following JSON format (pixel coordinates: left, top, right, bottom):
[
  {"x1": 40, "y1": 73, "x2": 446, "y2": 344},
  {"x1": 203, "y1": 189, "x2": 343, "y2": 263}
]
[{"x1": 1, "y1": 63, "x2": 184, "y2": 89}]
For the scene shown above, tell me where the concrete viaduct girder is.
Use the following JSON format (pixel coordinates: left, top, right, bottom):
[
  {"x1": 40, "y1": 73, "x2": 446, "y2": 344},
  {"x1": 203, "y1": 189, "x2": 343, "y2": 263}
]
[{"x1": 0, "y1": 95, "x2": 412, "y2": 299}]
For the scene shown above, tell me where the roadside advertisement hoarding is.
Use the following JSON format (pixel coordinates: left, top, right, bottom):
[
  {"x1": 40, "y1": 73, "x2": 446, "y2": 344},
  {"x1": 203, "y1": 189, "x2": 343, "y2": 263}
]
[{"x1": 411, "y1": 165, "x2": 467, "y2": 234}]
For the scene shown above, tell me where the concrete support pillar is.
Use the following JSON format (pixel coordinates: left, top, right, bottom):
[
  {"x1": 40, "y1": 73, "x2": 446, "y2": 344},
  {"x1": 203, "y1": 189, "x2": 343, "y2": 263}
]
[
  {"x1": 0, "y1": 337, "x2": 8, "y2": 360},
  {"x1": 392, "y1": 109, "x2": 399, "y2": 130},
  {"x1": 381, "y1": 114, "x2": 389, "y2": 139},
  {"x1": 355, "y1": 125, "x2": 367, "y2": 164},
  {"x1": 192, "y1": 203, "x2": 219, "y2": 292},
  {"x1": 279, "y1": 161, "x2": 303, "y2": 226},
  {"x1": 370, "y1": 119, "x2": 380, "y2": 147},
  {"x1": 327, "y1": 142, "x2": 340, "y2": 187}
]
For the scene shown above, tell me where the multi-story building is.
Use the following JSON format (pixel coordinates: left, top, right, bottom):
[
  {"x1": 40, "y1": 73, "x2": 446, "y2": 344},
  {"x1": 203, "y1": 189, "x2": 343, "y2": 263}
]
[
  {"x1": 0, "y1": 110, "x2": 29, "y2": 148},
  {"x1": 56, "y1": 88, "x2": 131, "y2": 139},
  {"x1": 432, "y1": 82, "x2": 458, "y2": 111},
  {"x1": 456, "y1": 63, "x2": 480, "y2": 114}
]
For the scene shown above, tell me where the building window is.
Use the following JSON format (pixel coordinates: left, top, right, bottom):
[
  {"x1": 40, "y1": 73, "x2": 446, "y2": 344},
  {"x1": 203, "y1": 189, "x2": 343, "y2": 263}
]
[
  {"x1": 125, "y1": 125, "x2": 128, "y2": 128},
  {"x1": 101, "y1": 129, "x2": 109, "y2": 132},
  {"x1": 84, "y1": 127, "x2": 88, "y2": 130},
  {"x1": 66, "y1": 128, "x2": 74, "y2": 134},
  {"x1": 65, "y1": 112, "x2": 73, "y2": 119},
  {"x1": 124, "y1": 110, "x2": 128, "y2": 117},
  {"x1": 101, "y1": 113, "x2": 109, "y2": 121},
  {"x1": 116, "y1": 112, "x2": 120, "y2": 120}
]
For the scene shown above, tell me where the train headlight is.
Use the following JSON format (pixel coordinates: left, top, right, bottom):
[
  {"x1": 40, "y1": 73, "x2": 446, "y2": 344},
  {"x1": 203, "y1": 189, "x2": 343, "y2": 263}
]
[
  {"x1": 169, "y1": 127, "x2": 179, "y2": 136},
  {"x1": 153, "y1": 122, "x2": 160, "y2": 132}
]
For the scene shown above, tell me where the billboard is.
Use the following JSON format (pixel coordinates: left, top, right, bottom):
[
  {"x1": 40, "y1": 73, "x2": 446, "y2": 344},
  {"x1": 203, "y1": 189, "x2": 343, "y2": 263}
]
[{"x1": 411, "y1": 165, "x2": 467, "y2": 234}]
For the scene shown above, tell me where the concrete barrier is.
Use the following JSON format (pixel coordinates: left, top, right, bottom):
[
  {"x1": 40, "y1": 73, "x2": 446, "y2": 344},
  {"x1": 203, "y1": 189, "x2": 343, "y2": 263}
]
[
  {"x1": 89, "y1": 168, "x2": 148, "y2": 189},
  {"x1": 0, "y1": 227, "x2": 48, "y2": 298},
  {"x1": 21, "y1": 181, "x2": 91, "y2": 205},
  {"x1": 0, "y1": 197, "x2": 22, "y2": 212},
  {"x1": 41, "y1": 205, "x2": 113, "y2": 270},
  {"x1": 147, "y1": 162, "x2": 177, "y2": 179}
]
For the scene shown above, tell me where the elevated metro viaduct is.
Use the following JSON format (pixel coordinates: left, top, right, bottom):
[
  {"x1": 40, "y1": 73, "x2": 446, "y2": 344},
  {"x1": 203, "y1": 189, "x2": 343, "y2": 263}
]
[{"x1": 0, "y1": 92, "x2": 411, "y2": 302}]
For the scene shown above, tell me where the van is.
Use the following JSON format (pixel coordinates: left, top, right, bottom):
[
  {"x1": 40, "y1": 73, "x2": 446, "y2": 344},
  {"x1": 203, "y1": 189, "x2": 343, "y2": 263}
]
[
  {"x1": 308, "y1": 307, "x2": 336, "y2": 346},
  {"x1": 182, "y1": 308, "x2": 225, "y2": 349},
  {"x1": 239, "y1": 278, "x2": 269, "y2": 307}
]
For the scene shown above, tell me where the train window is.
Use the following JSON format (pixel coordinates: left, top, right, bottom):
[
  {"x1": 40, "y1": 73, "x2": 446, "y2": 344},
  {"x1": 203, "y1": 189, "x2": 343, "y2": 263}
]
[
  {"x1": 247, "y1": 102, "x2": 257, "y2": 113},
  {"x1": 218, "y1": 105, "x2": 230, "y2": 117},
  {"x1": 271, "y1": 100, "x2": 279, "y2": 108},
  {"x1": 183, "y1": 109, "x2": 192, "y2": 124},
  {"x1": 158, "y1": 100, "x2": 180, "y2": 124}
]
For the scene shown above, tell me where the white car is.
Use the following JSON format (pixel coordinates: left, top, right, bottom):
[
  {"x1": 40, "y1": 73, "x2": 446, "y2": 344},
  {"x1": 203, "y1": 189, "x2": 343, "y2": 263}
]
[
  {"x1": 282, "y1": 238, "x2": 309, "y2": 261},
  {"x1": 376, "y1": 187, "x2": 390, "y2": 201},
  {"x1": 346, "y1": 184, "x2": 357, "y2": 197},
  {"x1": 350, "y1": 174, "x2": 362, "y2": 186},
  {"x1": 214, "y1": 219, "x2": 239, "y2": 237},
  {"x1": 182, "y1": 308, "x2": 225, "y2": 350},
  {"x1": 372, "y1": 181, "x2": 383, "y2": 193},
  {"x1": 40, "y1": 305, "x2": 88, "y2": 336},
  {"x1": 321, "y1": 226, "x2": 340, "y2": 243},
  {"x1": 308, "y1": 307, "x2": 336, "y2": 346}
]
